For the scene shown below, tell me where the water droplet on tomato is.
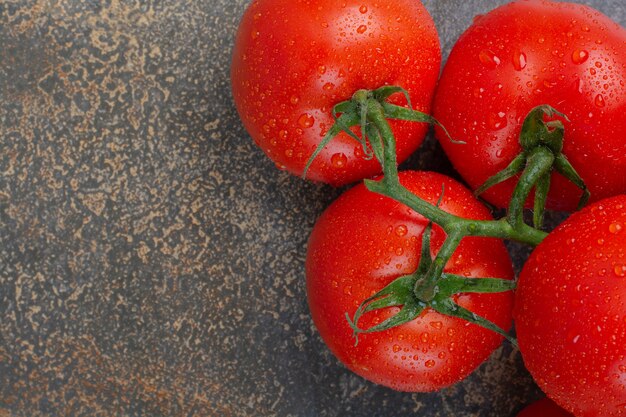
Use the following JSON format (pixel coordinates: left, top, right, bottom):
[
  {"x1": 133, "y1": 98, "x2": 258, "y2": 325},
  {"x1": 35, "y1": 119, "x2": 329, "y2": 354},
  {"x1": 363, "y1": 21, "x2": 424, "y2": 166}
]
[
  {"x1": 425, "y1": 359, "x2": 436, "y2": 368},
  {"x1": 488, "y1": 112, "x2": 508, "y2": 130},
  {"x1": 479, "y1": 49, "x2": 501, "y2": 68},
  {"x1": 572, "y1": 49, "x2": 589, "y2": 64},
  {"x1": 572, "y1": 335, "x2": 581, "y2": 344},
  {"x1": 392, "y1": 344, "x2": 402, "y2": 353},
  {"x1": 595, "y1": 94, "x2": 606, "y2": 107},
  {"x1": 359, "y1": 5, "x2": 368, "y2": 13},
  {"x1": 284, "y1": 149, "x2": 293, "y2": 158},
  {"x1": 298, "y1": 113, "x2": 314, "y2": 128},
  {"x1": 512, "y1": 51, "x2": 527, "y2": 71},
  {"x1": 331, "y1": 152, "x2": 347, "y2": 168},
  {"x1": 610, "y1": 222, "x2": 623, "y2": 234},
  {"x1": 395, "y1": 225, "x2": 408, "y2": 237},
  {"x1": 614, "y1": 264, "x2": 626, "y2": 277},
  {"x1": 290, "y1": 96, "x2": 299, "y2": 105},
  {"x1": 357, "y1": 25, "x2": 367, "y2": 34}
]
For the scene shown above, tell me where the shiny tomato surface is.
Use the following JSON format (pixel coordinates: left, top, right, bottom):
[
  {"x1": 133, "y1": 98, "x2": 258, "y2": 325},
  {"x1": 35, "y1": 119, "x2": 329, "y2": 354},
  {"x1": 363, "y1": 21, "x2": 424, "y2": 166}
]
[
  {"x1": 434, "y1": 0, "x2": 626, "y2": 211},
  {"x1": 232, "y1": 0, "x2": 440, "y2": 185},
  {"x1": 516, "y1": 195, "x2": 626, "y2": 416},
  {"x1": 306, "y1": 171, "x2": 514, "y2": 391}
]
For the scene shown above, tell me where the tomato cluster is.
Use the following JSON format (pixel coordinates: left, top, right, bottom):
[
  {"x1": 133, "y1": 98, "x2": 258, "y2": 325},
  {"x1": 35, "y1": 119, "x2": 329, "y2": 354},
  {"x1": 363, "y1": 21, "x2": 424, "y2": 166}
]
[{"x1": 232, "y1": 1, "x2": 626, "y2": 416}]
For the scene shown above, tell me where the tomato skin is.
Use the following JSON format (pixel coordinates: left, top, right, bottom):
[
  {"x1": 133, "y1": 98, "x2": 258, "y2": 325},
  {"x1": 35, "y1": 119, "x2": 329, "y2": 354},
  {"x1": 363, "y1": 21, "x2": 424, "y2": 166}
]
[
  {"x1": 231, "y1": 0, "x2": 440, "y2": 186},
  {"x1": 433, "y1": 0, "x2": 626, "y2": 211},
  {"x1": 517, "y1": 398, "x2": 574, "y2": 417},
  {"x1": 515, "y1": 195, "x2": 626, "y2": 416},
  {"x1": 306, "y1": 171, "x2": 514, "y2": 391}
]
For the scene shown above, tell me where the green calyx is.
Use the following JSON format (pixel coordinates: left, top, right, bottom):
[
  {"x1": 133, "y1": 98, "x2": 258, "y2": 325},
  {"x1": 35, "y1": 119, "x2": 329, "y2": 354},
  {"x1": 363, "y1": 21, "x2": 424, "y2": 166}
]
[
  {"x1": 302, "y1": 86, "x2": 461, "y2": 179},
  {"x1": 346, "y1": 223, "x2": 517, "y2": 347},
  {"x1": 475, "y1": 105, "x2": 590, "y2": 229}
]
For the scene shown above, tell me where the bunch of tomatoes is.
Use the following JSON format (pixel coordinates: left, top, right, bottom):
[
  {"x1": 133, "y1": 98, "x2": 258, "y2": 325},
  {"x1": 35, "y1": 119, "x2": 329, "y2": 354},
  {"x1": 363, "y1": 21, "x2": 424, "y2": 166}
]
[{"x1": 231, "y1": 0, "x2": 626, "y2": 416}]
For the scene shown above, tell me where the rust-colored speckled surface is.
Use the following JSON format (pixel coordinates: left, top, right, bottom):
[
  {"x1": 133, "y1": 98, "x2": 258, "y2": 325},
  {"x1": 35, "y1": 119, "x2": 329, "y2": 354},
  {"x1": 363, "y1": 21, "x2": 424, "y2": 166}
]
[{"x1": 0, "y1": 1, "x2": 623, "y2": 416}]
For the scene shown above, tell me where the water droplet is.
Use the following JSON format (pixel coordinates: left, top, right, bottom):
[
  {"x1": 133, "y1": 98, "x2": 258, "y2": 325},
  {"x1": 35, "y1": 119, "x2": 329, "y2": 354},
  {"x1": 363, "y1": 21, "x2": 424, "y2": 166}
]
[
  {"x1": 538, "y1": 37, "x2": 545, "y2": 44},
  {"x1": 395, "y1": 225, "x2": 408, "y2": 237},
  {"x1": 290, "y1": 96, "x2": 299, "y2": 105},
  {"x1": 512, "y1": 51, "x2": 527, "y2": 71},
  {"x1": 430, "y1": 321, "x2": 443, "y2": 330},
  {"x1": 357, "y1": 25, "x2": 367, "y2": 34},
  {"x1": 595, "y1": 94, "x2": 606, "y2": 107},
  {"x1": 331, "y1": 152, "x2": 347, "y2": 168},
  {"x1": 572, "y1": 335, "x2": 581, "y2": 344},
  {"x1": 323, "y1": 82, "x2": 335, "y2": 91},
  {"x1": 359, "y1": 5, "x2": 368, "y2": 13},
  {"x1": 392, "y1": 344, "x2": 402, "y2": 353},
  {"x1": 285, "y1": 149, "x2": 293, "y2": 158},
  {"x1": 488, "y1": 112, "x2": 508, "y2": 130},
  {"x1": 298, "y1": 113, "x2": 314, "y2": 128},
  {"x1": 572, "y1": 49, "x2": 589, "y2": 64},
  {"x1": 479, "y1": 49, "x2": 501, "y2": 68},
  {"x1": 279, "y1": 130, "x2": 288, "y2": 139},
  {"x1": 614, "y1": 264, "x2": 626, "y2": 277},
  {"x1": 318, "y1": 65, "x2": 326, "y2": 75},
  {"x1": 610, "y1": 222, "x2": 623, "y2": 234},
  {"x1": 425, "y1": 360, "x2": 436, "y2": 368}
]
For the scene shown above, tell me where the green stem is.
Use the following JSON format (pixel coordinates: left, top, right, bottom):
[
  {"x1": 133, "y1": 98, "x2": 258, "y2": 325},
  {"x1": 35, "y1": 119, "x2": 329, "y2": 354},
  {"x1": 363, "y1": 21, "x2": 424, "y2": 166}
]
[
  {"x1": 507, "y1": 146, "x2": 555, "y2": 229},
  {"x1": 414, "y1": 228, "x2": 463, "y2": 301}
]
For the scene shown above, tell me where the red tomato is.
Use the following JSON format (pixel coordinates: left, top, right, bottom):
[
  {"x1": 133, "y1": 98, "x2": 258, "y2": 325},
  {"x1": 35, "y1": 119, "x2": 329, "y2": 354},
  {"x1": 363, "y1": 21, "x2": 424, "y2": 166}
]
[
  {"x1": 517, "y1": 398, "x2": 574, "y2": 417},
  {"x1": 306, "y1": 171, "x2": 514, "y2": 391},
  {"x1": 515, "y1": 195, "x2": 626, "y2": 416},
  {"x1": 231, "y1": 0, "x2": 440, "y2": 186},
  {"x1": 433, "y1": 0, "x2": 626, "y2": 211}
]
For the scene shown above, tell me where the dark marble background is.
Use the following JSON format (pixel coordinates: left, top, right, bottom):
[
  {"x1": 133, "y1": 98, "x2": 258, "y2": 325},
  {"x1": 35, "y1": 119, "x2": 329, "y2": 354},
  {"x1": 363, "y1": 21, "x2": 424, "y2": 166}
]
[{"x1": 0, "y1": 1, "x2": 623, "y2": 416}]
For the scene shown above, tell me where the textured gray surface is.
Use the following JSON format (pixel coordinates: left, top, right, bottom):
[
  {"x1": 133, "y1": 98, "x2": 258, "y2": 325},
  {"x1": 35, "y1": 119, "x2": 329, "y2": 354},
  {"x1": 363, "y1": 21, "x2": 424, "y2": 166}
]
[{"x1": 0, "y1": 1, "x2": 623, "y2": 416}]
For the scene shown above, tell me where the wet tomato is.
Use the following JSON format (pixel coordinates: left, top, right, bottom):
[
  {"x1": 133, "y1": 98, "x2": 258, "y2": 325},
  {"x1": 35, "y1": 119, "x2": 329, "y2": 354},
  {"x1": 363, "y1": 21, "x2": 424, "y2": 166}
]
[
  {"x1": 306, "y1": 171, "x2": 514, "y2": 391},
  {"x1": 515, "y1": 195, "x2": 626, "y2": 416},
  {"x1": 433, "y1": 0, "x2": 626, "y2": 211},
  {"x1": 231, "y1": 0, "x2": 440, "y2": 185}
]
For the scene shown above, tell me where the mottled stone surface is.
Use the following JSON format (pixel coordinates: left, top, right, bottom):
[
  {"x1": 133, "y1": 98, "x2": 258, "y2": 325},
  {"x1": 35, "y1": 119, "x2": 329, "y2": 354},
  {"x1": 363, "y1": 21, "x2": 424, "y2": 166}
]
[{"x1": 0, "y1": 1, "x2": 623, "y2": 416}]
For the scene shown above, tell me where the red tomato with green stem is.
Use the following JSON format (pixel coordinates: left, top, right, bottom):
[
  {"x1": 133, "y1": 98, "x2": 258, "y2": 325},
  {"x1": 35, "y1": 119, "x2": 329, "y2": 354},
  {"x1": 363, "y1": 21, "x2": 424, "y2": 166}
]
[
  {"x1": 306, "y1": 171, "x2": 514, "y2": 391},
  {"x1": 433, "y1": 0, "x2": 626, "y2": 211},
  {"x1": 515, "y1": 195, "x2": 626, "y2": 416},
  {"x1": 517, "y1": 398, "x2": 574, "y2": 417},
  {"x1": 231, "y1": 0, "x2": 441, "y2": 186}
]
